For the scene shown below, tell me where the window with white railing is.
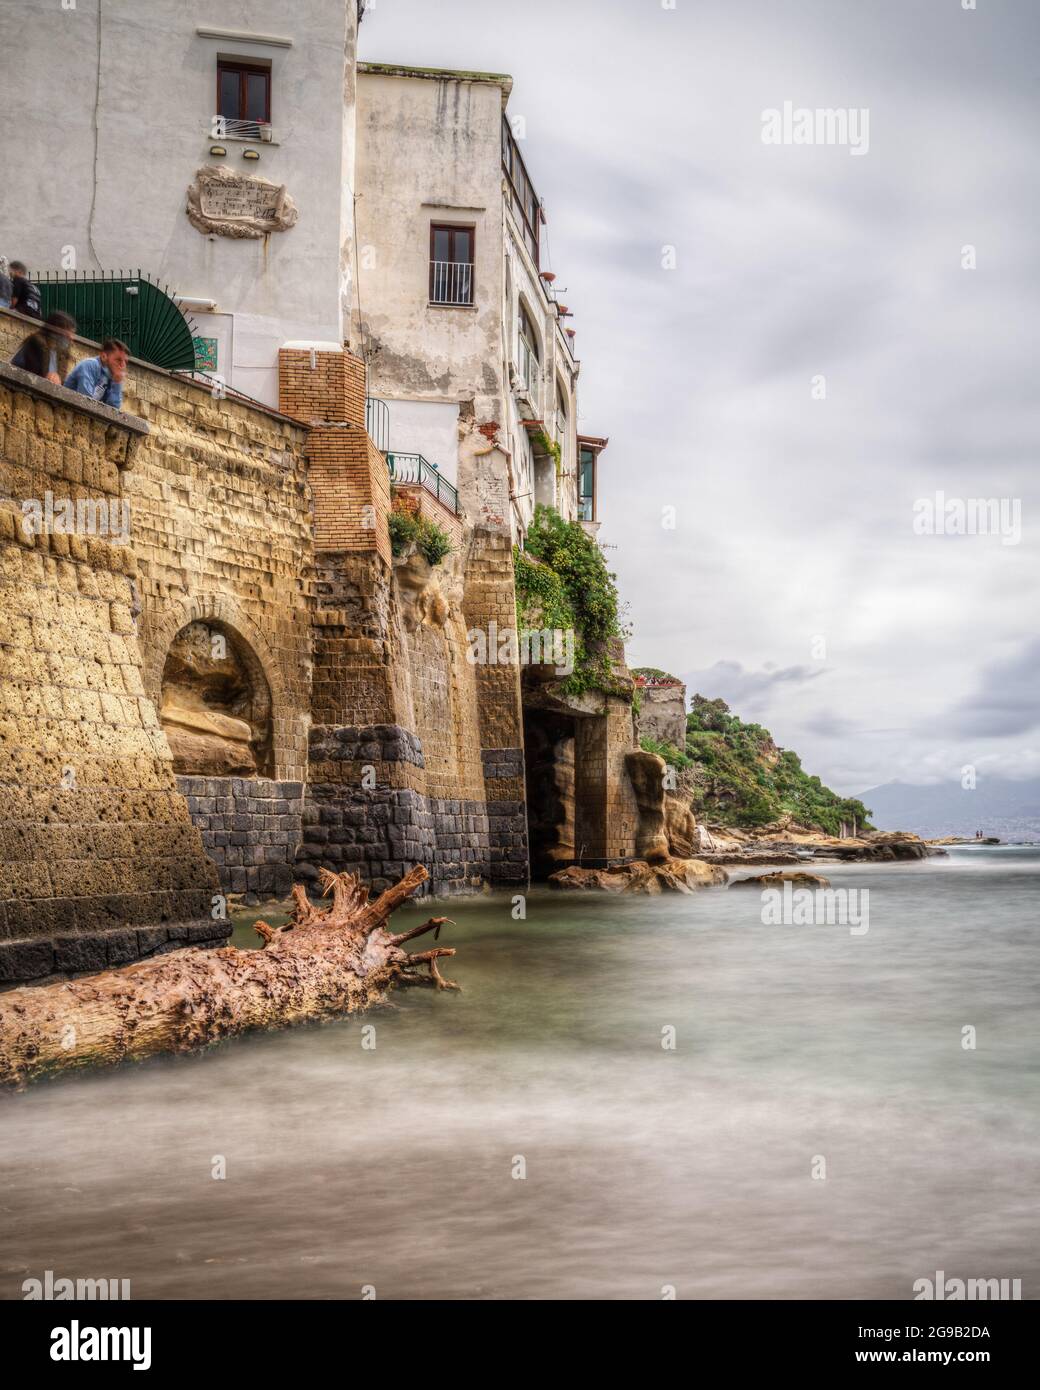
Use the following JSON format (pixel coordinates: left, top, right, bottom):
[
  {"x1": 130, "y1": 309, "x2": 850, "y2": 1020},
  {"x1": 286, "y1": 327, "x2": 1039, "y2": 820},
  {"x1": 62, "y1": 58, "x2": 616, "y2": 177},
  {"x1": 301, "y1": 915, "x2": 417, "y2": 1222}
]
[
  {"x1": 430, "y1": 224, "x2": 474, "y2": 305},
  {"x1": 216, "y1": 59, "x2": 272, "y2": 140},
  {"x1": 554, "y1": 383, "x2": 568, "y2": 446},
  {"x1": 517, "y1": 303, "x2": 540, "y2": 393}
]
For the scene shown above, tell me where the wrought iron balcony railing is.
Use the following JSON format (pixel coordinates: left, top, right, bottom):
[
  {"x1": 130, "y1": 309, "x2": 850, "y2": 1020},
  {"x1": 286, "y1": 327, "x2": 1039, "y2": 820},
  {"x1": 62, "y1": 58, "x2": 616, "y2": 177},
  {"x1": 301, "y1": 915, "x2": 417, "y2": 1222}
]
[
  {"x1": 365, "y1": 396, "x2": 390, "y2": 453},
  {"x1": 388, "y1": 452, "x2": 460, "y2": 516},
  {"x1": 430, "y1": 260, "x2": 474, "y2": 306}
]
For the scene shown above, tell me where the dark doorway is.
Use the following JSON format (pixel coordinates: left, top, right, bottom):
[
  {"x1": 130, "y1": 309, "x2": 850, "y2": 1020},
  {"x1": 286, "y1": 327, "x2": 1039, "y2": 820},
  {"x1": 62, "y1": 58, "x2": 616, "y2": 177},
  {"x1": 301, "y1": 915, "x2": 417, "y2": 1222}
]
[{"x1": 523, "y1": 708, "x2": 577, "y2": 879}]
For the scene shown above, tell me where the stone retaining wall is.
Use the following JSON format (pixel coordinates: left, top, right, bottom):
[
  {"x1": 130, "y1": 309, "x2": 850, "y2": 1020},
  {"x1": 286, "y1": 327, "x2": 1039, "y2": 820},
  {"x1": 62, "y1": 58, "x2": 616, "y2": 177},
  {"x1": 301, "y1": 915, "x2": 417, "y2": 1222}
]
[
  {"x1": 297, "y1": 723, "x2": 493, "y2": 894},
  {"x1": 0, "y1": 362, "x2": 223, "y2": 986},
  {"x1": 177, "y1": 776, "x2": 304, "y2": 901}
]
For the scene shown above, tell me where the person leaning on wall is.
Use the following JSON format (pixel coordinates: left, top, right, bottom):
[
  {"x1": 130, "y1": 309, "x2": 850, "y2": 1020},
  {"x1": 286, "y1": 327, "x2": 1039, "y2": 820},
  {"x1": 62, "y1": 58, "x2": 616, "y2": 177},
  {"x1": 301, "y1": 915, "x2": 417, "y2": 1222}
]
[
  {"x1": 10, "y1": 310, "x2": 77, "y2": 385},
  {"x1": 64, "y1": 337, "x2": 129, "y2": 410}
]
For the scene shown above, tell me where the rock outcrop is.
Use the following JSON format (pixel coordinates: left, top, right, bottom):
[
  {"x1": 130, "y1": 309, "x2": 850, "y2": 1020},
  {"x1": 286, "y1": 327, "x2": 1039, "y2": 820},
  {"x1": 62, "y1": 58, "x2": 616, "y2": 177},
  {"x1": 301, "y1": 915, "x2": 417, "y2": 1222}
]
[
  {"x1": 729, "y1": 870, "x2": 831, "y2": 889},
  {"x1": 827, "y1": 831, "x2": 933, "y2": 861},
  {"x1": 624, "y1": 749, "x2": 670, "y2": 862},
  {"x1": 160, "y1": 699, "x2": 257, "y2": 776},
  {"x1": 548, "y1": 856, "x2": 727, "y2": 894},
  {"x1": 694, "y1": 825, "x2": 939, "y2": 865},
  {"x1": 633, "y1": 671, "x2": 687, "y2": 749},
  {"x1": 664, "y1": 793, "x2": 698, "y2": 858}
]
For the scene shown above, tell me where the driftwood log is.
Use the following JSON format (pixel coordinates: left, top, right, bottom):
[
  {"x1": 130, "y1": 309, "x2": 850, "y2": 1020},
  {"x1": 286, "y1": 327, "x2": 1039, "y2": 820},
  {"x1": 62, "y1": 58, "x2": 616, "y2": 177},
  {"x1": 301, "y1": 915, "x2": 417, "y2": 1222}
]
[{"x1": 0, "y1": 865, "x2": 457, "y2": 1090}]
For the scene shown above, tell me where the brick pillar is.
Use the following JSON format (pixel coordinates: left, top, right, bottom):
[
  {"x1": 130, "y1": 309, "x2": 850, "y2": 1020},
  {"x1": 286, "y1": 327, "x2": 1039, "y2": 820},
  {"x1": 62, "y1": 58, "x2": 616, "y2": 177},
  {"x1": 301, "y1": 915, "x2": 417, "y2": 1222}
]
[
  {"x1": 574, "y1": 696, "x2": 640, "y2": 865},
  {"x1": 278, "y1": 347, "x2": 389, "y2": 564},
  {"x1": 279, "y1": 348, "x2": 427, "y2": 893}
]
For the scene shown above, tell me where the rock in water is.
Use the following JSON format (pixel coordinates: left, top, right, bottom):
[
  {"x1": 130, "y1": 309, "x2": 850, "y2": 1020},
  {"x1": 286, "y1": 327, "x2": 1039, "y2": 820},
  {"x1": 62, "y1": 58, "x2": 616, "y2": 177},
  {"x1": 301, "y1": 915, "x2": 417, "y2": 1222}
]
[
  {"x1": 729, "y1": 870, "x2": 831, "y2": 889},
  {"x1": 548, "y1": 857, "x2": 727, "y2": 894},
  {"x1": 624, "y1": 749, "x2": 671, "y2": 863}
]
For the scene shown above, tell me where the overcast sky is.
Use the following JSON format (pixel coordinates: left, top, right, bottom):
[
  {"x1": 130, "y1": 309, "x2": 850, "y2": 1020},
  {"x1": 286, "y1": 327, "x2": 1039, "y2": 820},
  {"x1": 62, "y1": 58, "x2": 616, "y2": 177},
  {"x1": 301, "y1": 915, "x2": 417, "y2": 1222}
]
[{"x1": 359, "y1": 0, "x2": 1038, "y2": 796}]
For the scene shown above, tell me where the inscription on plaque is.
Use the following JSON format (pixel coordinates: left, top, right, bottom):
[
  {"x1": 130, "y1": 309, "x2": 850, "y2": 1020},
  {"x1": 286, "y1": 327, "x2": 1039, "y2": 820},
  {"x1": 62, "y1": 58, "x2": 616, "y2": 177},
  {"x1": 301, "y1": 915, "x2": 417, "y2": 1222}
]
[{"x1": 186, "y1": 165, "x2": 298, "y2": 239}]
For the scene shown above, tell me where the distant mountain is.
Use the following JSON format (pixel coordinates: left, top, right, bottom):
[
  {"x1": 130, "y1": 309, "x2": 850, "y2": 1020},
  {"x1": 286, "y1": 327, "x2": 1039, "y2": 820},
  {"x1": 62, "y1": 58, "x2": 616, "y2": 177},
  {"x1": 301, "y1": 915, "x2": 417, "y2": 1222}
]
[{"x1": 858, "y1": 777, "x2": 1040, "y2": 841}]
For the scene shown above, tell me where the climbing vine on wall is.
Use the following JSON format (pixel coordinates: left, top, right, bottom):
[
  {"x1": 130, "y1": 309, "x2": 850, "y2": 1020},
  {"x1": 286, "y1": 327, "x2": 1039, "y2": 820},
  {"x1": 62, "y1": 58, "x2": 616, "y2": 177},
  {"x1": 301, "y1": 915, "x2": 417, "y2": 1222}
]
[
  {"x1": 513, "y1": 504, "x2": 626, "y2": 697},
  {"x1": 530, "y1": 429, "x2": 563, "y2": 476}
]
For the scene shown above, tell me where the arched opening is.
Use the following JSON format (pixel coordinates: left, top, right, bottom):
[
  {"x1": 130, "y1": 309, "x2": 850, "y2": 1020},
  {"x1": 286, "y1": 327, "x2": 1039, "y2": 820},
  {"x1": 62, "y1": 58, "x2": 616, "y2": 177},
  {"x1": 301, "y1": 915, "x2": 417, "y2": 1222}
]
[
  {"x1": 160, "y1": 620, "x2": 273, "y2": 777},
  {"x1": 523, "y1": 707, "x2": 576, "y2": 876},
  {"x1": 554, "y1": 378, "x2": 569, "y2": 448},
  {"x1": 517, "y1": 298, "x2": 542, "y2": 397}
]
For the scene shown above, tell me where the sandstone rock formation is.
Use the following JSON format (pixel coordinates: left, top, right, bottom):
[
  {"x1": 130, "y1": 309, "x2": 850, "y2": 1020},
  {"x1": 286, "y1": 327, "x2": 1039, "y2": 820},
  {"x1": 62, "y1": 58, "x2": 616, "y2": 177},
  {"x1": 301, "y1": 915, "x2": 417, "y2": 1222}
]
[
  {"x1": 624, "y1": 749, "x2": 670, "y2": 863},
  {"x1": 695, "y1": 825, "x2": 938, "y2": 865},
  {"x1": 393, "y1": 547, "x2": 456, "y2": 632},
  {"x1": 665, "y1": 793, "x2": 698, "y2": 858},
  {"x1": 729, "y1": 870, "x2": 831, "y2": 889},
  {"x1": 160, "y1": 621, "x2": 271, "y2": 777},
  {"x1": 160, "y1": 700, "x2": 257, "y2": 776},
  {"x1": 548, "y1": 856, "x2": 727, "y2": 894}
]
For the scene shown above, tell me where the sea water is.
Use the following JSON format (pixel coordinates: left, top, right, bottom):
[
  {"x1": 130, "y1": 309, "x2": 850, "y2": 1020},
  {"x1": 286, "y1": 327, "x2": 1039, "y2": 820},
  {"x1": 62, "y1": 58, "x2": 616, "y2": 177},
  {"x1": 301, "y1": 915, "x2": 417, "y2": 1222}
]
[{"x1": 1, "y1": 846, "x2": 1037, "y2": 1300}]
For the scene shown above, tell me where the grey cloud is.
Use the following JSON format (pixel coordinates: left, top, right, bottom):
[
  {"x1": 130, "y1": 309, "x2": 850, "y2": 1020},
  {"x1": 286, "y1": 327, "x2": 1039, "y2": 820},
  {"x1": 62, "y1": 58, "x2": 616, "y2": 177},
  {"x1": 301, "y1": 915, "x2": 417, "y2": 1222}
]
[
  {"x1": 685, "y1": 661, "x2": 826, "y2": 716},
  {"x1": 948, "y1": 640, "x2": 1040, "y2": 738},
  {"x1": 361, "y1": 0, "x2": 1039, "y2": 791}
]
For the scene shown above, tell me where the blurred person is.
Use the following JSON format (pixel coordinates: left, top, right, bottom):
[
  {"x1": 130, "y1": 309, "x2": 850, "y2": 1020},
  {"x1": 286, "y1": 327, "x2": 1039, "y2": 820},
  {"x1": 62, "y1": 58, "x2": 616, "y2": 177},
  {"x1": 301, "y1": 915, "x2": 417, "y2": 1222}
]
[
  {"x1": 10, "y1": 310, "x2": 77, "y2": 385},
  {"x1": 8, "y1": 261, "x2": 42, "y2": 318}
]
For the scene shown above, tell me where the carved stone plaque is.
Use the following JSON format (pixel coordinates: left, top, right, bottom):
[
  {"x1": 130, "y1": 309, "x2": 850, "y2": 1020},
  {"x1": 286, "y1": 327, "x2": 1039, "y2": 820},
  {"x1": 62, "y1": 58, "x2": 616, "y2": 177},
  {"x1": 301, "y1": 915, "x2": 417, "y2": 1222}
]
[{"x1": 186, "y1": 165, "x2": 299, "y2": 239}]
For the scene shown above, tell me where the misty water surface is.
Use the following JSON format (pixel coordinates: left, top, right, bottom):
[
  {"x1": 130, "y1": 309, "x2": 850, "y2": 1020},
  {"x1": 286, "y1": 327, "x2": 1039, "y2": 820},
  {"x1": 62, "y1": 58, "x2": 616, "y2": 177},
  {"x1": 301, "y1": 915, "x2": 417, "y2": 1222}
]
[{"x1": 2, "y1": 846, "x2": 1037, "y2": 1300}]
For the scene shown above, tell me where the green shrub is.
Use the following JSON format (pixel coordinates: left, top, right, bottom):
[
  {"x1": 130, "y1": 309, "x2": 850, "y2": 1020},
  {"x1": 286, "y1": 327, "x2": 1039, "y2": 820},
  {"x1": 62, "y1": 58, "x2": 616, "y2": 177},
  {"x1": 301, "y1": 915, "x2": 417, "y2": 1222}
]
[
  {"x1": 531, "y1": 429, "x2": 563, "y2": 473},
  {"x1": 389, "y1": 507, "x2": 453, "y2": 566},
  {"x1": 513, "y1": 504, "x2": 623, "y2": 697},
  {"x1": 639, "y1": 735, "x2": 691, "y2": 770},
  {"x1": 682, "y1": 694, "x2": 873, "y2": 834}
]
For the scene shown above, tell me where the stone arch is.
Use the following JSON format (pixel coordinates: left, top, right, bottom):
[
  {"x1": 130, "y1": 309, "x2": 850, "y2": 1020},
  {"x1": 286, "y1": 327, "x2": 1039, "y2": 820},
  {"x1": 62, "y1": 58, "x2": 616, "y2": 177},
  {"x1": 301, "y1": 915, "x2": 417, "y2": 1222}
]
[{"x1": 140, "y1": 594, "x2": 298, "y2": 779}]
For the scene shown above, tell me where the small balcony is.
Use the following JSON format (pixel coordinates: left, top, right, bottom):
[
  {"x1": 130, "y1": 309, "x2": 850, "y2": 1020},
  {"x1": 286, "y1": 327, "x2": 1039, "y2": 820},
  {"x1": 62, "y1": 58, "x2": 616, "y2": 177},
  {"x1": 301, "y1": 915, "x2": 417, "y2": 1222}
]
[
  {"x1": 388, "y1": 452, "x2": 460, "y2": 516},
  {"x1": 212, "y1": 116, "x2": 275, "y2": 142},
  {"x1": 430, "y1": 260, "x2": 474, "y2": 306},
  {"x1": 365, "y1": 396, "x2": 390, "y2": 453}
]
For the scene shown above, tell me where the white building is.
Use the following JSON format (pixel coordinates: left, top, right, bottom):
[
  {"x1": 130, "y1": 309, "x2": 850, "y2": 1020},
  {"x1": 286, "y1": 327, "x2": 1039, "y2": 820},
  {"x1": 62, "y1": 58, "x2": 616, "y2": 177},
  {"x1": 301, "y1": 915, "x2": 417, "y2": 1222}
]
[
  {"x1": 353, "y1": 62, "x2": 606, "y2": 540},
  {"x1": 0, "y1": 0, "x2": 366, "y2": 406}
]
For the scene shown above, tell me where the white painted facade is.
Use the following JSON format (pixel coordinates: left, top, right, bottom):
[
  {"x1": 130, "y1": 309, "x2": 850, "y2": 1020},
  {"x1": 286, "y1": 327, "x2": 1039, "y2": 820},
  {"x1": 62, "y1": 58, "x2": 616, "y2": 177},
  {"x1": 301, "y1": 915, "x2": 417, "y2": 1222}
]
[
  {"x1": 353, "y1": 63, "x2": 588, "y2": 540},
  {"x1": 0, "y1": 0, "x2": 364, "y2": 407}
]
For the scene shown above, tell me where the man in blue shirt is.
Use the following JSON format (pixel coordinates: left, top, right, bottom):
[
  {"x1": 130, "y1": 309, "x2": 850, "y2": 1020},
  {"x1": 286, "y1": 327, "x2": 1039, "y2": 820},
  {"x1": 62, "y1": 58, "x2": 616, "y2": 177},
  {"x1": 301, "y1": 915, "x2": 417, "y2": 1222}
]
[{"x1": 64, "y1": 338, "x2": 129, "y2": 409}]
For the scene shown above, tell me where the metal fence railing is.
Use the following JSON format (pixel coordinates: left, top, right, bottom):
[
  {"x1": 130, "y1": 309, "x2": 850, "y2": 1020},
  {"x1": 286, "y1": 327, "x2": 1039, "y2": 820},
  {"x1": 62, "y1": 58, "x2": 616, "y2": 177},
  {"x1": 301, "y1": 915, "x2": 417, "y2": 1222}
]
[
  {"x1": 32, "y1": 268, "x2": 197, "y2": 372},
  {"x1": 429, "y1": 260, "x2": 474, "y2": 306},
  {"x1": 365, "y1": 396, "x2": 390, "y2": 453},
  {"x1": 388, "y1": 452, "x2": 459, "y2": 516}
]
